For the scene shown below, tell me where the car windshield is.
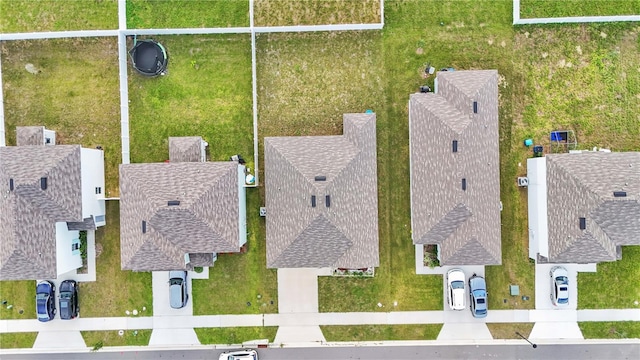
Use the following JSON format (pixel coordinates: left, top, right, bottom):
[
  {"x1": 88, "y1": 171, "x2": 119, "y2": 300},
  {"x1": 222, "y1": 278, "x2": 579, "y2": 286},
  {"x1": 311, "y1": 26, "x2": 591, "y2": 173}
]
[
  {"x1": 556, "y1": 276, "x2": 568, "y2": 285},
  {"x1": 169, "y1": 278, "x2": 182, "y2": 285},
  {"x1": 451, "y1": 281, "x2": 464, "y2": 289},
  {"x1": 558, "y1": 298, "x2": 569, "y2": 304},
  {"x1": 36, "y1": 298, "x2": 47, "y2": 313},
  {"x1": 477, "y1": 298, "x2": 486, "y2": 304},
  {"x1": 60, "y1": 292, "x2": 71, "y2": 299}
]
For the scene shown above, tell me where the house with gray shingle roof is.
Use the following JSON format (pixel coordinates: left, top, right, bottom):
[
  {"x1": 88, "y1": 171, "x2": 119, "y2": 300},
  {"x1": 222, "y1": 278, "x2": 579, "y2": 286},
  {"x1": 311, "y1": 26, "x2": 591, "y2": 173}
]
[
  {"x1": 409, "y1": 70, "x2": 502, "y2": 265},
  {"x1": 0, "y1": 126, "x2": 106, "y2": 280},
  {"x1": 119, "y1": 137, "x2": 247, "y2": 271},
  {"x1": 264, "y1": 113, "x2": 379, "y2": 269},
  {"x1": 527, "y1": 151, "x2": 640, "y2": 264}
]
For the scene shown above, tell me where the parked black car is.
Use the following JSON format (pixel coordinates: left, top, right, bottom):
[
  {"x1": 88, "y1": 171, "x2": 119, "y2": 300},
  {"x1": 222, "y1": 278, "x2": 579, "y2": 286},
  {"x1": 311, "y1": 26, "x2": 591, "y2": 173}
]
[
  {"x1": 36, "y1": 280, "x2": 56, "y2": 322},
  {"x1": 59, "y1": 280, "x2": 79, "y2": 320}
]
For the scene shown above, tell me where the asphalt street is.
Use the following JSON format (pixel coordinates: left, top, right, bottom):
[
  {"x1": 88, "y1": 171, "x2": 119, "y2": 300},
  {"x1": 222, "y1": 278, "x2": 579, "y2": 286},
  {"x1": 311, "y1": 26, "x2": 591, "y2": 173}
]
[{"x1": 2, "y1": 343, "x2": 639, "y2": 360}]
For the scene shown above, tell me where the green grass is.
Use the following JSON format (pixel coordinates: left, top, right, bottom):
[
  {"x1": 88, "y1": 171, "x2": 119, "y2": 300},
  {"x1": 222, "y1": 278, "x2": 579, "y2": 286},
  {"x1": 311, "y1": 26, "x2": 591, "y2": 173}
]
[
  {"x1": 195, "y1": 327, "x2": 278, "y2": 344},
  {"x1": 128, "y1": 34, "x2": 254, "y2": 168},
  {"x1": 520, "y1": 0, "x2": 640, "y2": 18},
  {"x1": 126, "y1": 0, "x2": 249, "y2": 28},
  {"x1": 254, "y1": 0, "x2": 381, "y2": 26},
  {"x1": 486, "y1": 323, "x2": 534, "y2": 339},
  {"x1": 0, "y1": 0, "x2": 118, "y2": 32},
  {"x1": 579, "y1": 322, "x2": 640, "y2": 339},
  {"x1": 81, "y1": 330, "x2": 151, "y2": 347},
  {"x1": 321, "y1": 324, "x2": 443, "y2": 341},
  {"x1": 79, "y1": 201, "x2": 153, "y2": 317},
  {"x1": 0, "y1": 332, "x2": 37, "y2": 349},
  {"x1": 578, "y1": 247, "x2": 640, "y2": 309},
  {"x1": 192, "y1": 190, "x2": 278, "y2": 314},
  {"x1": 0, "y1": 280, "x2": 34, "y2": 320},
  {"x1": 1, "y1": 38, "x2": 122, "y2": 197}
]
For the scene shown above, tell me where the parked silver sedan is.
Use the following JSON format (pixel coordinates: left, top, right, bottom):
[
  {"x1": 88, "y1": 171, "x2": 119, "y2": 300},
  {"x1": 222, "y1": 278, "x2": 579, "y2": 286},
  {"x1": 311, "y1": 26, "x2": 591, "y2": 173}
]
[{"x1": 550, "y1": 266, "x2": 569, "y2": 307}]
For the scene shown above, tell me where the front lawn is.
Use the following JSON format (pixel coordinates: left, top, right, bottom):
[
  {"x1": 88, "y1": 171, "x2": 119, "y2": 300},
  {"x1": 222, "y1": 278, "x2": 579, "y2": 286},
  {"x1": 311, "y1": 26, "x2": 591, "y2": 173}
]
[
  {"x1": 126, "y1": 0, "x2": 249, "y2": 29},
  {"x1": 579, "y1": 321, "x2": 640, "y2": 339},
  {"x1": 79, "y1": 201, "x2": 153, "y2": 317},
  {"x1": 578, "y1": 247, "x2": 640, "y2": 309},
  {"x1": 486, "y1": 323, "x2": 534, "y2": 339},
  {"x1": 321, "y1": 324, "x2": 442, "y2": 341},
  {"x1": 0, "y1": 280, "x2": 34, "y2": 320},
  {"x1": 195, "y1": 327, "x2": 278, "y2": 344},
  {"x1": 192, "y1": 191, "x2": 278, "y2": 315},
  {"x1": 0, "y1": 0, "x2": 118, "y2": 33},
  {"x1": 520, "y1": 0, "x2": 640, "y2": 18},
  {"x1": 81, "y1": 330, "x2": 152, "y2": 348},
  {"x1": 254, "y1": 0, "x2": 381, "y2": 26},
  {"x1": 128, "y1": 34, "x2": 254, "y2": 168},
  {"x1": 0, "y1": 332, "x2": 37, "y2": 349},
  {"x1": 1, "y1": 38, "x2": 122, "y2": 197}
]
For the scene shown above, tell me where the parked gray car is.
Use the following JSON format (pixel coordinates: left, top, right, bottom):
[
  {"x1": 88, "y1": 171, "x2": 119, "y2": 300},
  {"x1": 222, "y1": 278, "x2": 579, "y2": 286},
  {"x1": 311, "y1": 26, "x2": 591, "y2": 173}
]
[
  {"x1": 169, "y1": 271, "x2": 188, "y2": 309},
  {"x1": 469, "y1": 274, "x2": 488, "y2": 318}
]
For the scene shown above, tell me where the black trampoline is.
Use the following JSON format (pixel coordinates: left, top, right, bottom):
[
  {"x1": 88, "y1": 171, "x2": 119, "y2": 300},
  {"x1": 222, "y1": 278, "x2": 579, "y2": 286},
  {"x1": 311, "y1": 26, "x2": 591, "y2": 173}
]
[{"x1": 129, "y1": 38, "x2": 168, "y2": 76}]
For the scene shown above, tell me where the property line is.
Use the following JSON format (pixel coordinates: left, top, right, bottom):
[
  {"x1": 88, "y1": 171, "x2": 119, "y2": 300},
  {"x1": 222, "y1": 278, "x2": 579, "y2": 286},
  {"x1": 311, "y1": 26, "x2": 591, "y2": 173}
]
[
  {"x1": 512, "y1": 0, "x2": 640, "y2": 25},
  {"x1": 0, "y1": 55, "x2": 4, "y2": 146},
  {"x1": 117, "y1": 0, "x2": 130, "y2": 164},
  {"x1": 250, "y1": 0, "x2": 260, "y2": 187}
]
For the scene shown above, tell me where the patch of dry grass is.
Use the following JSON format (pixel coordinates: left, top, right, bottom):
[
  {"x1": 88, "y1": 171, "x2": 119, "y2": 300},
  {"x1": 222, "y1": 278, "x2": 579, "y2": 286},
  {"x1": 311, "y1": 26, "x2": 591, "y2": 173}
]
[
  {"x1": 254, "y1": 0, "x2": 380, "y2": 26},
  {"x1": 487, "y1": 323, "x2": 534, "y2": 339},
  {"x1": 1, "y1": 38, "x2": 122, "y2": 196}
]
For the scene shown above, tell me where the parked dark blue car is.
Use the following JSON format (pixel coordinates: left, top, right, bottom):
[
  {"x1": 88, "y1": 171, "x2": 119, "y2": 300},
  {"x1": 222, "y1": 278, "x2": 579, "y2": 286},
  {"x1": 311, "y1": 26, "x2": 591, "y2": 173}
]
[
  {"x1": 36, "y1": 280, "x2": 56, "y2": 322},
  {"x1": 59, "y1": 280, "x2": 79, "y2": 320}
]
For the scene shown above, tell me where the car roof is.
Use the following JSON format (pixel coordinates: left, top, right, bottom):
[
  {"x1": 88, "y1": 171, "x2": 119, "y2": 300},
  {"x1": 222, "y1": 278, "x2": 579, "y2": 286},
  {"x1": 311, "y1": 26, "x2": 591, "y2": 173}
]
[{"x1": 170, "y1": 283, "x2": 184, "y2": 308}]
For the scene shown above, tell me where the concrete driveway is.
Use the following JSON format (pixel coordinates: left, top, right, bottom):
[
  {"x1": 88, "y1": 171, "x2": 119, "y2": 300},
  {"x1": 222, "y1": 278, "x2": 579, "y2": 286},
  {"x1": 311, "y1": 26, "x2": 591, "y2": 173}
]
[
  {"x1": 152, "y1": 271, "x2": 193, "y2": 316},
  {"x1": 534, "y1": 263, "x2": 596, "y2": 310},
  {"x1": 277, "y1": 268, "x2": 322, "y2": 313}
]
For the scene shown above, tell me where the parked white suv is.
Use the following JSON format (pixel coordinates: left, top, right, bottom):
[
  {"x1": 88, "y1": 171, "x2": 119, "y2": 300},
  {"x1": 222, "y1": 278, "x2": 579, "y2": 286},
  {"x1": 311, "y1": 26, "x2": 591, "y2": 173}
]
[
  {"x1": 447, "y1": 268, "x2": 466, "y2": 310},
  {"x1": 550, "y1": 266, "x2": 569, "y2": 307}
]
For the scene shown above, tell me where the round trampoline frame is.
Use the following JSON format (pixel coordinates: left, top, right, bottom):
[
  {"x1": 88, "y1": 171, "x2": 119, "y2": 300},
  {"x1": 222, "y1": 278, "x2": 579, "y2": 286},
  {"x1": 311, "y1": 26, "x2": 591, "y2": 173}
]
[{"x1": 129, "y1": 38, "x2": 168, "y2": 77}]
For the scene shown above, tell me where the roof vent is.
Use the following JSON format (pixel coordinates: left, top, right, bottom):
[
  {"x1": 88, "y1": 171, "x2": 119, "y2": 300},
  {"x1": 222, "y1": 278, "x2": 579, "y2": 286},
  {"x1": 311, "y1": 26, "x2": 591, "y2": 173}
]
[
  {"x1": 452, "y1": 140, "x2": 458, "y2": 153},
  {"x1": 142, "y1": 220, "x2": 147, "y2": 234},
  {"x1": 311, "y1": 195, "x2": 316, "y2": 208},
  {"x1": 325, "y1": 195, "x2": 331, "y2": 207},
  {"x1": 579, "y1": 217, "x2": 586, "y2": 230},
  {"x1": 9, "y1": 179, "x2": 14, "y2": 191},
  {"x1": 462, "y1": 178, "x2": 467, "y2": 191},
  {"x1": 473, "y1": 101, "x2": 478, "y2": 114},
  {"x1": 40, "y1": 177, "x2": 47, "y2": 190},
  {"x1": 167, "y1": 200, "x2": 180, "y2": 206},
  {"x1": 314, "y1": 175, "x2": 326, "y2": 181},
  {"x1": 613, "y1": 191, "x2": 627, "y2": 197}
]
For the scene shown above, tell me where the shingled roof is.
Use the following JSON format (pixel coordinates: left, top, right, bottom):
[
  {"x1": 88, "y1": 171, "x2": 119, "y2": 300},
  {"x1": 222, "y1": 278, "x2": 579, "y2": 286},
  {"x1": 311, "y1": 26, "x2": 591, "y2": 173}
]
[
  {"x1": 410, "y1": 70, "x2": 502, "y2": 265},
  {"x1": 169, "y1": 136, "x2": 205, "y2": 163},
  {"x1": 0, "y1": 145, "x2": 83, "y2": 280},
  {"x1": 16, "y1": 126, "x2": 45, "y2": 146},
  {"x1": 265, "y1": 113, "x2": 379, "y2": 269},
  {"x1": 119, "y1": 161, "x2": 241, "y2": 271},
  {"x1": 545, "y1": 152, "x2": 640, "y2": 263}
]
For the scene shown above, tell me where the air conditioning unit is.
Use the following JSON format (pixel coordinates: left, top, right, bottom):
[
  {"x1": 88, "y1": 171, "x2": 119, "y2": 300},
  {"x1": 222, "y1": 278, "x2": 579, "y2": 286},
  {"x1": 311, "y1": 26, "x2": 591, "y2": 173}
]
[
  {"x1": 517, "y1": 177, "x2": 529, "y2": 187},
  {"x1": 259, "y1": 207, "x2": 267, "y2": 217}
]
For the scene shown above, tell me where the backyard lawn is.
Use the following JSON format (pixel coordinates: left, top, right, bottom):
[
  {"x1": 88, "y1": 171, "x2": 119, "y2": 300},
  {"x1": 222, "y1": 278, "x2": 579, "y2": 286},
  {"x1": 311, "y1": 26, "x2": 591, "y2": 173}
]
[
  {"x1": 192, "y1": 190, "x2": 278, "y2": 315},
  {"x1": 321, "y1": 324, "x2": 443, "y2": 341},
  {"x1": 578, "y1": 321, "x2": 640, "y2": 339},
  {"x1": 81, "y1": 330, "x2": 151, "y2": 348},
  {"x1": 128, "y1": 34, "x2": 254, "y2": 168},
  {"x1": 194, "y1": 327, "x2": 278, "y2": 344},
  {"x1": 254, "y1": 0, "x2": 381, "y2": 26},
  {"x1": 520, "y1": 0, "x2": 640, "y2": 18},
  {"x1": 127, "y1": 0, "x2": 249, "y2": 29},
  {"x1": 0, "y1": 332, "x2": 37, "y2": 349},
  {"x1": 578, "y1": 247, "x2": 640, "y2": 309},
  {"x1": 0, "y1": 0, "x2": 118, "y2": 33},
  {"x1": 79, "y1": 201, "x2": 153, "y2": 317},
  {"x1": 1, "y1": 38, "x2": 122, "y2": 197}
]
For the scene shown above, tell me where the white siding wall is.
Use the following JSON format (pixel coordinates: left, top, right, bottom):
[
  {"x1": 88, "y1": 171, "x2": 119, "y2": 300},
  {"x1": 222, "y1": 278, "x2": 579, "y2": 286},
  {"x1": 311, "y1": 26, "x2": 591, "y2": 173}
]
[
  {"x1": 80, "y1": 148, "x2": 106, "y2": 226},
  {"x1": 55, "y1": 222, "x2": 82, "y2": 276},
  {"x1": 527, "y1": 157, "x2": 549, "y2": 260},
  {"x1": 238, "y1": 164, "x2": 247, "y2": 247}
]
